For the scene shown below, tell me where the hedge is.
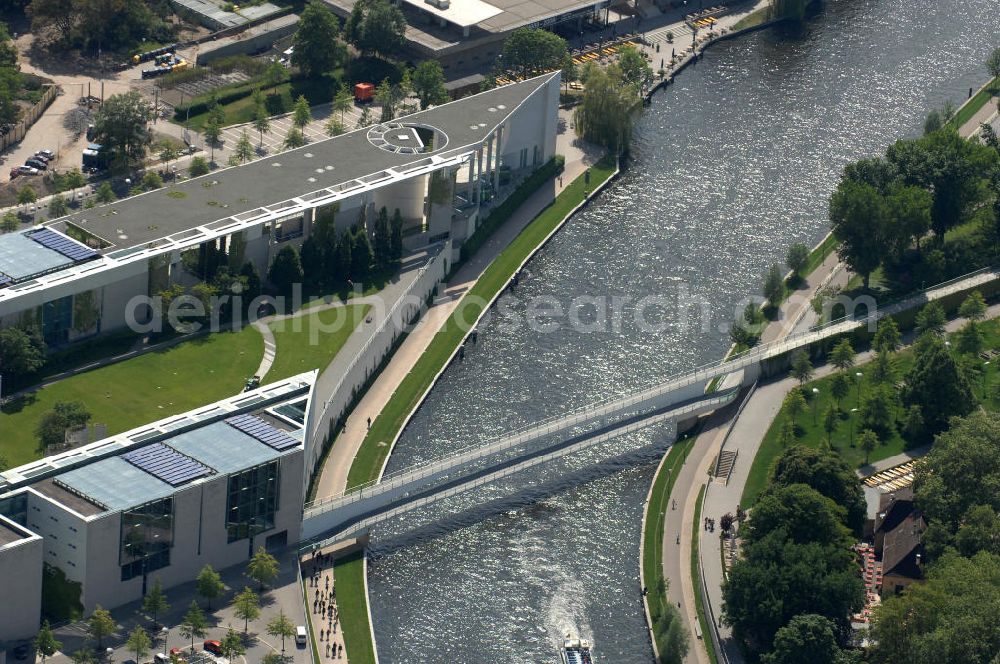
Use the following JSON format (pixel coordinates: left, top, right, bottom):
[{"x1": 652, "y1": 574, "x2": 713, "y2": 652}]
[{"x1": 460, "y1": 155, "x2": 565, "y2": 262}]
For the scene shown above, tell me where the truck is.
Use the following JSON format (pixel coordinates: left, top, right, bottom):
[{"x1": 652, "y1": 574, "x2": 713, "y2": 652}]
[
  {"x1": 82, "y1": 143, "x2": 108, "y2": 171},
  {"x1": 354, "y1": 82, "x2": 374, "y2": 103}
]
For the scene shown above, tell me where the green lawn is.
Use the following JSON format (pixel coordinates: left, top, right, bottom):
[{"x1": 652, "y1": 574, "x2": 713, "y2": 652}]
[
  {"x1": 731, "y1": 6, "x2": 771, "y2": 31},
  {"x1": 643, "y1": 437, "x2": 695, "y2": 622},
  {"x1": 949, "y1": 76, "x2": 999, "y2": 131},
  {"x1": 333, "y1": 156, "x2": 615, "y2": 664},
  {"x1": 0, "y1": 328, "x2": 262, "y2": 468},
  {"x1": 267, "y1": 305, "x2": 370, "y2": 381},
  {"x1": 691, "y1": 484, "x2": 717, "y2": 664},
  {"x1": 740, "y1": 317, "x2": 1000, "y2": 507}
]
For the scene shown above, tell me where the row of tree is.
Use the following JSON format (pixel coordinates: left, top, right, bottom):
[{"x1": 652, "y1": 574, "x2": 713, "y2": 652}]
[{"x1": 0, "y1": 22, "x2": 22, "y2": 127}]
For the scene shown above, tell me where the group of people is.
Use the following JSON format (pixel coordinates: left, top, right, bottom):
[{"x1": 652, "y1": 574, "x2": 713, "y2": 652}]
[
  {"x1": 703, "y1": 517, "x2": 716, "y2": 532},
  {"x1": 307, "y1": 554, "x2": 344, "y2": 660}
]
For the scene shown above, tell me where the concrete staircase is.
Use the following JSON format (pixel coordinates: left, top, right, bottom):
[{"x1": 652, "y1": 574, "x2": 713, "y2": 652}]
[{"x1": 713, "y1": 449, "x2": 738, "y2": 484}]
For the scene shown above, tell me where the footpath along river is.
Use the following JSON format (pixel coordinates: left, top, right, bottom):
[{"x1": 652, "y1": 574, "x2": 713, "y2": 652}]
[{"x1": 367, "y1": 2, "x2": 1000, "y2": 662}]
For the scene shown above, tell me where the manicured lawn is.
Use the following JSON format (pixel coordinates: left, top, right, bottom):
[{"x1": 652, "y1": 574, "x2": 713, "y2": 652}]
[
  {"x1": 949, "y1": 76, "x2": 999, "y2": 131},
  {"x1": 0, "y1": 328, "x2": 262, "y2": 468},
  {"x1": 691, "y1": 484, "x2": 717, "y2": 664},
  {"x1": 344, "y1": 155, "x2": 618, "y2": 489},
  {"x1": 741, "y1": 317, "x2": 1000, "y2": 507},
  {"x1": 643, "y1": 437, "x2": 695, "y2": 621},
  {"x1": 334, "y1": 553, "x2": 377, "y2": 664},
  {"x1": 267, "y1": 304, "x2": 371, "y2": 381}
]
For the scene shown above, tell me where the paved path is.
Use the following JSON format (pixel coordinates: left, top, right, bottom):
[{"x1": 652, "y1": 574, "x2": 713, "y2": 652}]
[{"x1": 311, "y1": 109, "x2": 604, "y2": 500}]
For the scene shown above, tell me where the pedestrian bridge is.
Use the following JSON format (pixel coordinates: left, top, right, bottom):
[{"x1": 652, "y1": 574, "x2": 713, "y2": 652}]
[{"x1": 299, "y1": 267, "x2": 999, "y2": 547}]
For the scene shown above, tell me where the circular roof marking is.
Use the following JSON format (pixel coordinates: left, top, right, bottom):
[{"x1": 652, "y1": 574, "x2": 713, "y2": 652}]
[{"x1": 366, "y1": 122, "x2": 449, "y2": 154}]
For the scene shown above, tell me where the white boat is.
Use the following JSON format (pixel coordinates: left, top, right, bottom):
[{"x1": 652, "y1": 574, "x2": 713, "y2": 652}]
[{"x1": 560, "y1": 632, "x2": 593, "y2": 664}]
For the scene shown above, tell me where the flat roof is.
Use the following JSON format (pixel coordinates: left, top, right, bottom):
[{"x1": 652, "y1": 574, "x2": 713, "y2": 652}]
[
  {"x1": 0, "y1": 231, "x2": 74, "y2": 281},
  {"x1": 47, "y1": 77, "x2": 550, "y2": 253},
  {"x1": 57, "y1": 457, "x2": 175, "y2": 512},
  {"x1": 400, "y1": 0, "x2": 503, "y2": 27},
  {"x1": 0, "y1": 517, "x2": 29, "y2": 547},
  {"x1": 165, "y1": 421, "x2": 284, "y2": 474},
  {"x1": 31, "y1": 479, "x2": 106, "y2": 517}
]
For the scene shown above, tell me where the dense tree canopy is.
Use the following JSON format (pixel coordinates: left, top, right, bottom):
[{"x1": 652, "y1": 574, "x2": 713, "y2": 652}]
[
  {"x1": 744, "y1": 484, "x2": 853, "y2": 548},
  {"x1": 345, "y1": 0, "x2": 406, "y2": 58},
  {"x1": 761, "y1": 614, "x2": 855, "y2": 664},
  {"x1": 829, "y1": 179, "x2": 887, "y2": 288},
  {"x1": 903, "y1": 333, "x2": 975, "y2": 433},
  {"x1": 28, "y1": 0, "x2": 175, "y2": 52},
  {"x1": 91, "y1": 91, "x2": 153, "y2": 172},
  {"x1": 292, "y1": 2, "x2": 347, "y2": 79},
  {"x1": 500, "y1": 28, "x2": 568, "y2": 79},
  {"x1": 412, "y1": 60, "x2": 449, "y2": 109}
]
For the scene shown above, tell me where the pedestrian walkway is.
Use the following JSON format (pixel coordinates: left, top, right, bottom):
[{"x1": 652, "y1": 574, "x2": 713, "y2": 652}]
[{"x1": 303, "y1": 553, "x2": 347, "y2": 662}]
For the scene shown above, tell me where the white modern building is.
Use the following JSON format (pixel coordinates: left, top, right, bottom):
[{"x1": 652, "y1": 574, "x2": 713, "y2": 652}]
[
  {"x1": 0, "y1": 373, "x2": 316, "y2": 642},
  {"x1": 0, "y1": 74, "x2": 559, "y2": 350}
]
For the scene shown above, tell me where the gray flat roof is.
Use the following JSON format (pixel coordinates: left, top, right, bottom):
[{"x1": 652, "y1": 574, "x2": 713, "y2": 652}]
[
  {"x1": 0, "y1": 517, "x2": 28, "y2": 547},
  {"x1": 0, "y1": 231, "x2": 74, "y2": 281},
  {"x1": 47, "y1": 77, "x2": 552, "y2": 254},
  {"x1": 164, "y1": 421, "x2": 285, "y2": 474},
  {"x1": 32, "y1": 479, "x2": 106, "y2": 517},
  {"x1": 57, "y1": 457, "x2": 175, "y2": 512}
]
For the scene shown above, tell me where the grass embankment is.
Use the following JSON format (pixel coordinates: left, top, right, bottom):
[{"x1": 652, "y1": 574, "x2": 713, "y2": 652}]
[
  {"x1": 731, "y1": 6, "x2": 771, "y2": 31},
  {"x1": 643, "y1": 437, "x2": 696, "y2": 620},
  {"x1": 691, "y1": 485, "x2": 718, "y2": 663},
  {"x1": 0, "y1": 328, "x2": 262, "y2": 467},
  {"x1": 267, "y1": 304, "x2": 370, "y2": 381},
  {"x1": 740, "y1": 317, "x2": 1000, "y2": 507},
  {"x1": 948, "y1": 76, "x2": 999, "y2": 131},
  {"x1": 333, "y1": 156, "x2": 616, "y2": 664}
]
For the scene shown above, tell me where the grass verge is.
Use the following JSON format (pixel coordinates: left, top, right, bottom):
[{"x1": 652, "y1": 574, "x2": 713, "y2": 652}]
[
  {"x1": 267, "y1": 304, "x2": 371, "y2": 381},
  {"x1": 333, "y1": 156, "x2": 615, "y2": 664},
  {"x1": 948, "y1": 76, "x2": 999, "y2": 131},
  {"x1": 691, "y1": 484, "x2": 718, "y2": 664},
  {"x1": 642, "y1": 436, "x2": 696, "y2": 621},
  {"x1": 731, "y1": 6, "x2": 771, "y2": 31}
]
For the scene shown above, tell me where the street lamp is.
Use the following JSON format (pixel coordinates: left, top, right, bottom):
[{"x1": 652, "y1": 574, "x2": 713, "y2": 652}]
[
  {"x1": 983, "y1": 361, "x2": 991, "y2": 398},
  {"x1": 850, "y1": 408, "x2": 858, "y2": 447},
  {"x1": 161, "y1": 626, "x2": 169, "y2": 657},
  {"x1": 812, "y1": 387, "x2": 820, "y2": 425},
  {"x1": 855, "y1": 371, "x2": 863, "y2": 405}
]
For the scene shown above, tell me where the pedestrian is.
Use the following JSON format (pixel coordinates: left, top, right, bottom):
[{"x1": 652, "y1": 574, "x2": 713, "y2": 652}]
[
  {"x1": 367, "y1": 416, "x2": 371, "y2": 430},
  {"x1": 326, "y1": 643, "x2": 330, "y2": 657},
  {"x1": 326, "y1": 577, "x2": 329, "y2": 589}
]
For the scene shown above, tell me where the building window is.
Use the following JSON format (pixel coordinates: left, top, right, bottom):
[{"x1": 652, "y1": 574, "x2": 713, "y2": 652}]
[
  {"x1": 49, "y1": 515, "x2": 58, "y2": 522},
  {"x1": 226, "y1": 460, "x2": 279, "y2": 543},
  {"x1": 120, "y1": 497, "x2": 173, "y2": 581},
  {"x1": 42, "y1": 295, "x2": 74, "y2": 346}
]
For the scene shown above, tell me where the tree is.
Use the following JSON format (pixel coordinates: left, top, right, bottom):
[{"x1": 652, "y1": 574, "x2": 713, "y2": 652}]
[
  {"x1": 126, "y1": 626, "x2": 151, "y2": 664},
  {"x1": 873, "y1": 317, "x2": 901, "y2": 353},
  {"x1": 351, "y1": 228, "x2": 374, "y2": 279},
  {"x1": 268, "y1": 245, "x2": 303, "y2": 297},
  {"x1": 829, "y1": 178, "x2": 888, "y2": 289},
  {"x1": 234, "y1": 130, "x2": 255, "y2": 164},
  {"x1": 869, "y1": 349, "x2": 897, "y2": 385},
  {"x1": 142, "y1": 170, "x2": 164, "y2": 191},
  {"x1": 253, "y1": 104, "x2": 271, "y2": 150},
  {"x1": 292, "y1": 95, "x2": 311, "y2": 129},
  {"x1": 779, "y1": 418, "x2": 797, "y2": 447},
  {"x1": 358, "y1": 106, "x2": 374, "y2": 127},
  {"x1": 219, "y1": 627, "x2": 245, "y2": 660},
  {"x1": 783, "y1": 387, "x2": 807, "y2": 427},
  {"x1": 70, "y1": 649, "x2": 95, "y2": 664},
  {"x1": 761, "y1": 614, "x2": 846, "y2": 664},
  {"x1": 955, "y1": 320, "x2": 983, "y2": 356},
  {"x1": 332, "y1": 84, "x2": 353, "y2": 123},
  {"x1": 292, "y1": 1, "x2": 348, "y2": 77},
  {"x1": 375, "y1": 78, "x2": 396, "y2": 122},
  {"x1": 959, "y1": 290, "x2": 988, "y2": 322},
  {"x1": 189, "y1": 156, "x2": 210, "y2": 177},
  {"x1": 830, "y1": 338, "x2": 855, "y2": 371},
  {"x1": 233, "y1": 586, "x2": 260, "y2": 633},
  {"x1": 763, "y1": 263, "x2": 784, "y2": 305},
  {"x1": 915, "y1": 301, "x2": 946, "y2": 336},
  {"x1": 987, "y1": 47, "x2": 1000, "y2": 81},
  {"x1": 48, "y1": 193, "x2": 68, "y2": 219},
  {"x1": 345, "y1": 0, "x2": 406, "y2": 57},
  {"x1": 284, "y1": 127, "x2": 305, "y2": 149},
  {"x1": 830, "y1": 372, "x2": 850, "y2": 411},
  {"x1": 858, "y1": 429, "x2": 878, "y2": 465},
  {"x1": 790, "y1": 350, "x2": 813, "y2": 384},
  {"x1": 914, "y1": 410, "x2": 1000, "y2": 531},
  {"x1": 745, "y1": 484, "x2": 853, "y2": 548},
  {"x1": 390, "y1": 208, "x2": 403, "y2": 262},
  {"x1": 179, "y1": 602, "x2": 207, "y2": 653},
  {"x1": 500, "y1": 27, "x2": 568, "y2": 79},
  {"x1": 64, "y1": 167, "x2": 87, "y2": 201},
  {"x1": 764, "y1": 445, "x2": 867, "y2": 534},
  {"x1": 955, "y1": 505, "x2": 1000, "y2": 558},
  {"x1": 574, "y1": 63, "x2": 642, "y2": 155},
  {"x1": 0, "y1": 325, "x2": 46, "y2": 378},
  {"x1": 266, "y1": 610, "x2": 295, "y2": 652},
  {"x1": 1, "y1": 210, "x2": 17, "y2": 232},
  {"x1": 616, "y1": 44, "x2": 653, "y2": 88},
  {"x1": 786, "y1": 242, "x2": 809, "y2": 277},
  {"x1": 869, "y1": 552, "x2": 1000, "y2": 664},
  {"x1": 196, "y1": 565, "x2": 225, "y2": 609},
  {"x1": 261, "y1": 652, "x2": 283, "y2": 664},
  {"x1": 94, "y1": 181, "x2": 115, "y2": 204},
  {"x1": 34, "y1": 620, "x2": 61, "y2": 663},
  {"x1": 88, "y1": 606, "x2": 116, "y2": 650},
  {"x1": 18, "y1": 184, "x2": 37, "y2": 208},
  {"x1": 904, "y1": 333, "x2": 975, "y2": 433},
  {"x1": 142, "y1": 577, "x2": 169, "y2": 626},
  {"x1": 412, "y1": 60, "x2": 449, "y2": 110},
  {"x1": 324, "y1": 116, "x2": 345, "y2": 136},
  {"x1": 263, "y1": 60, "x2": 289, "y2": 93},
  {"x1": 247, "y1": 546, "x2": 279, "y2": 590},
  {"x1": 203, "y1": 117, "x2": 222, "y2": 164},
  {"x1": 886, "y1": 184, "x2": 932, "y2": 255},
  {"x1": 822, "y1": 405, "x2": 838, "y2": 445},
  {"x1": 92, "y1": 91, "x2": 153, "y2": 173},
  {"x1": 372, "y1": 206, "x2": 392, "y2": 271},
  {"x1": 36, "y1": 401, "x2": 91, "y2": 450}
]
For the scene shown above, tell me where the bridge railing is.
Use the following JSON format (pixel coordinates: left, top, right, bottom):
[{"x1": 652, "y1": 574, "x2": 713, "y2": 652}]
[
  {"x1": 303, "y1": 389, "x2": 739, "y2": 546},
  {"x1": 305, "y1": 266, "x2": 1000, "y2": 510}
]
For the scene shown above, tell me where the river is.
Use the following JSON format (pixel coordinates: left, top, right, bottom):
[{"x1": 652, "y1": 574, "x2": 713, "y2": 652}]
[{"x1": 366, "y1": 1, "x2": 1000, "y2": 662}]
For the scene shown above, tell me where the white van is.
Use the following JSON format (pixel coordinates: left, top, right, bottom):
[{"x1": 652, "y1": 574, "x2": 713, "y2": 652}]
[
  {"x1": 154, "y1": 654, "x2": 170, "y2": 664},
  {"x1": 296, "y1": 625, "x2": 307, "y2": 646}
]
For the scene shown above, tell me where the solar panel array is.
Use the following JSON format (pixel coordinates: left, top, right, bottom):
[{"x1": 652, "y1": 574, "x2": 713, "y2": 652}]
[
  {"x1": 27, "y1": 228, "x2": 99, "y2": 263},
  {"x1": 122, "y1": 442, "x2": 214, "y2": 486},
  {"x1": 226, "y1": 414, "x2": 299, "y2": 451}
]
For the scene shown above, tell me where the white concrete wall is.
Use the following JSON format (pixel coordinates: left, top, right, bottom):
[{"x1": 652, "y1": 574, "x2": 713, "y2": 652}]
[
  {"x1": 499, "y1": 73, "x2": 560, "y2": 171},
  {"x1": 374, "y1": 177, "x2": 427, "y2": 228},
  {"x1": 0, "y1": 520, "x2": 43, "y2": 642},
  {"x1": 24, "y1": 490, "x2": 89, "y2": 584}
]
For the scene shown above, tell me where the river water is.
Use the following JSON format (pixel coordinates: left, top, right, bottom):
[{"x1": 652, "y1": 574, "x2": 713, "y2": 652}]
[{"x1": 367, "y1": 2, "x2": 1000, "y2": 662}]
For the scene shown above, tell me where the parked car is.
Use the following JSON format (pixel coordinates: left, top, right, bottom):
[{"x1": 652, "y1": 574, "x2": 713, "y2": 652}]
[
  {"x1": 14, "y1": 165, "x2": 40, "y2": 176},
  {"x1": 32, "y1": 152, "x2": 52, "y2": 163},
  {"x1": 203, "y1": 640, "x2": 223, "y2": 656},
  {"x1": 296, "y1": 625, "x2": 307, "y2": 646},
  {"x1": 36, "y1": 149, "x2": 56, "y2": 160},
  {"x1": 25, "y1": 158, "x2": 47, "y2": 170}
]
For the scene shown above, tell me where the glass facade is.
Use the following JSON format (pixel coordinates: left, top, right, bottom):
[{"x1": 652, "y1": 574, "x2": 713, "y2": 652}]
[
  {"x1": 42, "y1": 295, "x2": 74, "y2": 346},
  {"x1": 120, "y1": 497, "x2": 173, "y2": 582},
  {"x1": 226, "y1": 461, "x2": 279, "y2": 543}
]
